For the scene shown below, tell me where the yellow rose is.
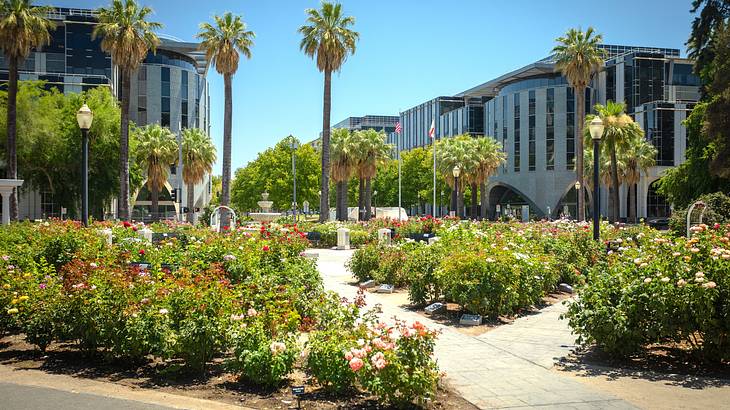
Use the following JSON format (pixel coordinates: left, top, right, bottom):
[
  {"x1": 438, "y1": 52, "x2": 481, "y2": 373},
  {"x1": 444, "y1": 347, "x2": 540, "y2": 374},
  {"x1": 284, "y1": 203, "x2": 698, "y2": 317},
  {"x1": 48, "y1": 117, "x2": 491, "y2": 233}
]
[
  {"x1": 6, "y1": 308, "x2": 18, "y2": 314},
  {"x1": 11, "y1": 298, "x2": 18, "y2": 304},
  {"x1": 2, "y1": 284, "x2": 10, "y2": 289},
  {"x1": 18, "y1": 295, "x2": 29, "y2": 302},
  {"x1": 23, "y1": 273, "x2": 31, "y2": 279}
]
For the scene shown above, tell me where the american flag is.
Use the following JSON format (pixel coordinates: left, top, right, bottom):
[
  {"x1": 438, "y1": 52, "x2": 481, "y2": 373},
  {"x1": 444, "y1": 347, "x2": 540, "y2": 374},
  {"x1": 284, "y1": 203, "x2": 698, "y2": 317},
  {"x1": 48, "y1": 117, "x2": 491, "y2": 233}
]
[
  {"x1": 395, "y1": 121, "x2": 402, "y2": 135},
  {"x1": 428, "y1": 119, "x2": 435, "y2": 139}
]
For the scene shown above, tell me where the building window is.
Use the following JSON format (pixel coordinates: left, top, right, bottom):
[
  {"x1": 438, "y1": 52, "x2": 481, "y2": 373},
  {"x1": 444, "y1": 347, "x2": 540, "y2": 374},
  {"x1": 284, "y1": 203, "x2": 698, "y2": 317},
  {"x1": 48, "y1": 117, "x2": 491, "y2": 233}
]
[
  {"x1": 645, "y1": 104, "x2": 675, "y2": 166},
  {"x1": 546, "y1": 88, "x2": 555, "y2": 170},
  {"x1": 566, "y1": 88, "x2": 575, "y2": 170},
  {"x1": 137, "y1": 67, "x2": 147, "y2": 125},
  {"x1": 513, "y1": 94, "x2": 521, "y2": 172},
  {"x1": 502, "y1": 96, "x2": 507, "y2": 172},
  {"x1": 606, "y1": 65, "x2": 616, "y2": 103},
  {"x1": 161, "y1": 67, "x2": 170, "y2": 127},
  {"x1": 647, "y1": 180, "x2": 671, "y2": 218},
  {"x1": 528, "y1": 90, "x2": 536, "y2": 171},
  {"x1": 41, "y1": 191, "x2": 59, "y2": 219}
]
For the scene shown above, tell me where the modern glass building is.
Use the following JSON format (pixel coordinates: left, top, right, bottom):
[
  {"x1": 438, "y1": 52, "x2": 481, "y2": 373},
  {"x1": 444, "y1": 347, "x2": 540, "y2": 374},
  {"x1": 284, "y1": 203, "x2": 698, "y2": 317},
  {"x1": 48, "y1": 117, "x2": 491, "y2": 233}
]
[
  {"x1": 397, "y1": 44, "x2": 700, "y2": 220},
  {"x1": 333, "y1": 115, "x2": 399, "y2": 133},
  {"x1": 0, "y1": 7, "x2": 212, "y2": 221}
]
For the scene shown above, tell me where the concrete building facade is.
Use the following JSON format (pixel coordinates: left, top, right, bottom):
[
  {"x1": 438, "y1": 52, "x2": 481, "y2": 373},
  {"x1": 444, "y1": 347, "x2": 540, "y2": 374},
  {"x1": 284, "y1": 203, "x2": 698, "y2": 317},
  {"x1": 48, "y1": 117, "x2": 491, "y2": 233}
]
[{"x1": 397, "y1": 44, "x2": 700, "y2": 221}]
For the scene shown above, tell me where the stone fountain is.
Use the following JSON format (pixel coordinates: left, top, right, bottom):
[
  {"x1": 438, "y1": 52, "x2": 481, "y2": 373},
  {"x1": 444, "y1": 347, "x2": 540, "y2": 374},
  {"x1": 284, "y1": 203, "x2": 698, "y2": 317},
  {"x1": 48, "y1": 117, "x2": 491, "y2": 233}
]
[{"x1": 250, "y1": 192, "x2": 281, "y2": 223}]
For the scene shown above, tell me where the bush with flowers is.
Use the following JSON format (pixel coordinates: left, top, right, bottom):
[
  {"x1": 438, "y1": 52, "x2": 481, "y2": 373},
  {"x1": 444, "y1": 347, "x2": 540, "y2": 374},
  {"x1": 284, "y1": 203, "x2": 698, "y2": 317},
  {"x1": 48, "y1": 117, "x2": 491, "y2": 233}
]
[
  {"x1": 565, "y1": 223, "x2": 730, "y2": 361},
  {"x1": 1, "y1": 219, "x2": 443, "y2": 403}
]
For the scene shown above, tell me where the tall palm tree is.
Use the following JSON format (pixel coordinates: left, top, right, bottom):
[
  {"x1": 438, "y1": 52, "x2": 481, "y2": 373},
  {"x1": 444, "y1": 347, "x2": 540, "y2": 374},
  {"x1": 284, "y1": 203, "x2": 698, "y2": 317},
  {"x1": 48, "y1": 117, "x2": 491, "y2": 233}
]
[
  {"x1": 94, "y1": 0, "x2": 160, "y2": 221},
  {"x1": 299, "y1": 2, "x2": 358, "y2": 222},
  {"x1": 197, "y1": 12, "x2": 255, "y2": 228},
  {"x1": 437, "y1": 135, "x2": 473, "y2": 218},
  {"x1": 182, "y1": 128, "x2": 217, "y2": 224},
  {"x1": 0, "y1": 0, "x2": 53, "y2": 221},
  {"x1": 622, "y1": 135, "x2": 657, "y2": 223},
  {"x1": 134, "y1": 124, "x2": 178, "y2": 221},
  {"x1": 553, "y1": 27, "x2": 605, "y2": 221},
  {"x1": 583, "y1": 143, "x2": 615, "y2": 218},
  {"x1": 330, "y1": 128, "x2": 354, "y2": 221},
  {"x1": 585, "y1": 101, "x2": 644, "y2": 221}
]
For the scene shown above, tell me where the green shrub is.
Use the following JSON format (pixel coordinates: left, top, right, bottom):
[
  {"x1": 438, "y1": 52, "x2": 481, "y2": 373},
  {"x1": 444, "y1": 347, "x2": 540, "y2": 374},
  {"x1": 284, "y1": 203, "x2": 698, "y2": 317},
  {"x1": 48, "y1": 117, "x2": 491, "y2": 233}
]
[
  {"x1": 306, "y1": 328, "x2": 357, "y2": 392},
  {"x1": 566, "y1": 224, "x2": 730, "y2": 361},
  {"x1": 404, "y1": 242, "x2": 444, "y2": 305},
  {"x1": 347, "y1": 243, "x2": 381, "y2": 282},
  {"x1": 669, "y1": 192, "x2": 730, "y2": 235},
  {"x1": 227, "y1": 321, "x2": 298, "y2": 387}
]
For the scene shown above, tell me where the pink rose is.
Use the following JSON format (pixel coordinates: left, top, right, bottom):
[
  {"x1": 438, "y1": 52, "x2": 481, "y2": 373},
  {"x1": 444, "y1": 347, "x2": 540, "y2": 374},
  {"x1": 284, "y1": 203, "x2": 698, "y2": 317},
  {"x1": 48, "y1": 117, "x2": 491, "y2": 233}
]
[
  {"x1": 344, "y1": 351, "x2": 353, "y2": 361},
  {"x1": 349, "y1": 357, "x2": 364, "y2": 372}
]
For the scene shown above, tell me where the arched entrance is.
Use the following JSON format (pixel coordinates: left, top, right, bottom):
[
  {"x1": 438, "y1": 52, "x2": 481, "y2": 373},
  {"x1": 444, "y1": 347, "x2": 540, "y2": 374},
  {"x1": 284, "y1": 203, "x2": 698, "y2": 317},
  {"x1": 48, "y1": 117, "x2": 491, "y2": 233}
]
[
  {"x1": 647, "y1": 180, "x2": 671, "y2": 218},
  {"x1": 554, "y1": 183, "x2": 593, "y2": 220},
  {"x1": 488, "y1": 183, "x2": 541, "y2": 220},
  {"x1": 132, "y1": 181, "x2": 178, "y2": 221}
]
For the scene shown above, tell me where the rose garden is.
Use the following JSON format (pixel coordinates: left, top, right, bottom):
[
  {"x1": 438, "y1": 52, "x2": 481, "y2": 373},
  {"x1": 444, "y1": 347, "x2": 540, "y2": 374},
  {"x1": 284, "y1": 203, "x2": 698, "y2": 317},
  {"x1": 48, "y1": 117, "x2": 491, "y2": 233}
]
[{"x1": 1, "y1": 216, "x2": 729, "y2": 408}]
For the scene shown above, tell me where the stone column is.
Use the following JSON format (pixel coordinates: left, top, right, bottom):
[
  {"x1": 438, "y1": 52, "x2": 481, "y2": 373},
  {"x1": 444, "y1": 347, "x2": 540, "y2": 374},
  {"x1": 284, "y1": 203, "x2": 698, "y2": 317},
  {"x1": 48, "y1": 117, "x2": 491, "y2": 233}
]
[{"x1": 0, "y1": 180, "x2": 24, "y2": 225}]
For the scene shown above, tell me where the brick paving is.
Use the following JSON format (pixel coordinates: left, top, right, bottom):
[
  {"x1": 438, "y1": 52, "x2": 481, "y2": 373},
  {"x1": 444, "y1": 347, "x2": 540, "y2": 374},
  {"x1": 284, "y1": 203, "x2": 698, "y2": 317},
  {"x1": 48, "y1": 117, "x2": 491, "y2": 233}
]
[{"x1": 308, "y1": 248, "x2": 637, "y2": 410}]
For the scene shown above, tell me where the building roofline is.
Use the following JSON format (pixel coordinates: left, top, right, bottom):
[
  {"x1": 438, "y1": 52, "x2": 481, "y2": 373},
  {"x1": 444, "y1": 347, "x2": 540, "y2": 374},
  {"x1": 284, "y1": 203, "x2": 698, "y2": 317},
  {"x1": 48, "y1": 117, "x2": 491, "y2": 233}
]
[{"x1": 455, "y1": 62, "x2": 556, "y2": 98}]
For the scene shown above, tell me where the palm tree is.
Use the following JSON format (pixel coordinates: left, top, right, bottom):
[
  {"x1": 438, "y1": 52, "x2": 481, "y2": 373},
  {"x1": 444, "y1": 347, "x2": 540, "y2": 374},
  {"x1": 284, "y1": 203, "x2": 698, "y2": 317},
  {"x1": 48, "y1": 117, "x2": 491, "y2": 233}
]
[
  {"x1": 585, "y1": 101, "x2": 644, "y2": 221},
  {"x1": 352, "y1": 129, "x2": 391, "y2": 220},
  {"x1": 0, "y1": 0, "x2": 53, "y2": 221},
  {"x1": 474, "y1": 137, "x2": 506, "y2": 219},
  {"x1": 330, "y1": 128, "x2": 354, "y2": 221},
  {"x1": 437, "y1": 135, "x2": 473, "y2": 217},
  {"x1": 553, "y1": 27, "x2": 605, "y2": 221},
  {"x1": 94, "y1": 0, "x2": 161, "y2": 221},
  {"x1": 583, "y1": 143, "x2": 615, "y2": 219},
  {"x1": 622, "y1": 135, "x2": 657, "y2": 223},
  {"x1": 134, "y1": 124, "x2": 178, "y2": 221},
  {"x1": 299, "y1": 2, "x2": 358, "y2": 222},
  {"x1": 182, "y1": 128, "x2": 217, "y2": 224},
  {"x1": 197, "y1": 12, "x2": 255, "y2": 228}
]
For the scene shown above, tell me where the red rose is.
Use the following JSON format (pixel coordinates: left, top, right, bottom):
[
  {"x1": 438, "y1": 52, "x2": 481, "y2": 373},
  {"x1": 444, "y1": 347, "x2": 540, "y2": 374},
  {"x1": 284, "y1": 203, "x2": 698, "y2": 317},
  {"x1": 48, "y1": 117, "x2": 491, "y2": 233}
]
[
  {"x1": 122, "y1": 221, "x2": 132, "y2": 228},
  {"x1": 139, "y1": 249, "x2": 145, "y2": 256},
  {"x1": 714, "y1": 223, "x2": 721, "y2": 230},
  {"x1": 262, "y1": 245, "x2": 270, "y2": 251}
]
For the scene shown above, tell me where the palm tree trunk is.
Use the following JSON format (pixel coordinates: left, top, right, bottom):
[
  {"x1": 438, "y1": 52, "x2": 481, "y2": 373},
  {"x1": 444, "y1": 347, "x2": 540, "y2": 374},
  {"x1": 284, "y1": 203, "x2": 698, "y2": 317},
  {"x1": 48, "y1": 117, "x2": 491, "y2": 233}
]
[
  {"x1": 6, "y1": 57, "x2": 19, "y2": 221},
  {"x1": 220, "y1": 73, "x2": 233, "y2": 229},
  {"x1": 470, "y1": 183, "x2": 478, "y2": 220},
  {"x1": 151, "y1": 180, "x2": 159, "y2": 222},
  {"x1": 610, "y1": 143, "x2": 620, "y2": 223},
  {"x1": 319, "y1": 70, "x2": 332, "y2": 223},
  {"x1": 186, "y1": 182, "x2": 195, "y2": 223},
  {"x1": 480, "y1": 182, "x2": 487, "y2": 220},
  {"x1": 628, "y1": 183, "x2": 636, "y2": 223},
  {"x1": 119, "y1": 69, "x2": 132, "y2": 221},
  {"x1": 365, "y1": 177, "x2": 372, "y2": 220},
  {"x1": 358, "y1": 177, "x2": 365, "y2": 221},
  {"x1": 576, "y1": 86, "x2": 586, "y2": 221}
]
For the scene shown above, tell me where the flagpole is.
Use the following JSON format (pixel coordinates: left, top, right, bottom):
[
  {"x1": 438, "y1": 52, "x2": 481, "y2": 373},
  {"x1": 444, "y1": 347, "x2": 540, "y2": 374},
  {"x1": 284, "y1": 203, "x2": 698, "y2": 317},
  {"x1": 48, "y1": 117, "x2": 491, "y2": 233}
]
[
  {"x1": 398, "y1": 128, "x2": 402, "y2": 222},
  {"x1": 432, "y1": 118, "x2": 437, "y2": 217}
]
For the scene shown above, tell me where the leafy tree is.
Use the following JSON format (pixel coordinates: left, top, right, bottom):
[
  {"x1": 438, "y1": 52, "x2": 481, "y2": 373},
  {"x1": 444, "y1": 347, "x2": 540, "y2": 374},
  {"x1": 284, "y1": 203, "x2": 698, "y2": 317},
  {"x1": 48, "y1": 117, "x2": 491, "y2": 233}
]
[
  {"x1": 553, "y1": 27, "x2": 606, "y2": 221},
  {"x1": 94, "y1": 0, "x2": 161, "y2": 221},
  {"x1": 133, "y1": 124, "x2": 178, "y2": 221},
  {"x1": 371, "y1": 158, "x2": 398, "y2": 209},
  {"x1": 231, "y1": 136, "x2": 319, "y2": 213},
  {"x1": 400, "y1": 146, "x2": 448, "y2": 216},
  {"x1": 687, "y1": 0, "x2": 730, "y2": 84},
  {"x1": 299, "y1": 2, "x2": 358, "y2": 222},
  {"x1": 0, "y1": 82, "x2": 142, "y2": 220},
  {"x1": 182, "y1": 128, "x2": 216, "y2": 223},
  {"x1": 0, "y1": 0, "x2": 53, "y2": 220},
  {"x1": 197, "y1": 12, "x2": 254, "y2": 228},
  {"x1": 703, "y1": 22, "x2": 730, "y2": 178},
  {"x1": 584, "y1": 101, "x2": 644, "y2": 221}
]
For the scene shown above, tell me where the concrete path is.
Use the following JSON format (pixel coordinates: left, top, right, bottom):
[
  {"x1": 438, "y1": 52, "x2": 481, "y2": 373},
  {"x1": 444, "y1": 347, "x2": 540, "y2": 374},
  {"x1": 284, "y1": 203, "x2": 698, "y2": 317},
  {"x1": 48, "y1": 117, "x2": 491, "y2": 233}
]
[{"x1": 309, "y1": 248, "x2": 636, "y2": 410}]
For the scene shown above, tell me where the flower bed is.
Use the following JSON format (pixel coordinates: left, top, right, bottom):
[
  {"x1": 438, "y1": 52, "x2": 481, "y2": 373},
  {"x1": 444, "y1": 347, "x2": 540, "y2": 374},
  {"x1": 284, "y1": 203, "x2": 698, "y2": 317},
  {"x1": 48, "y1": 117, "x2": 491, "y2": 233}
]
[
  {"x1": 0, "y1": 220, "x2": 441, "y2": 407},
  {"x1": 565, "y1": 223, "x2": 730, "y2": 362}
]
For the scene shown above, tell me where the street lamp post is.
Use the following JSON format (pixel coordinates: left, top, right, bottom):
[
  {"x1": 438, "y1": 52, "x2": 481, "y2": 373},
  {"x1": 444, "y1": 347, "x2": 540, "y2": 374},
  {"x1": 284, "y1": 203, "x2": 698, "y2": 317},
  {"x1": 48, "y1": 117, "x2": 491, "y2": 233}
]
[
  {"x1": 373, "y1": 190, "x2": 378, "y2": 218},
  {"x1": 452, "y1": 166, "x2": 461, "y2": 218},
  {"x1": 76, "y1": 104, "x2": 93, "y2": 227},
  {"x1": 588, "y1": 117, "x2": 605, "y2": 241},
  {"x1": 574, "y1": 181, "x2": 581, "y2": 221},
  {"x1": 290, "y1": 139, "x2": 298, "y2": 222}
]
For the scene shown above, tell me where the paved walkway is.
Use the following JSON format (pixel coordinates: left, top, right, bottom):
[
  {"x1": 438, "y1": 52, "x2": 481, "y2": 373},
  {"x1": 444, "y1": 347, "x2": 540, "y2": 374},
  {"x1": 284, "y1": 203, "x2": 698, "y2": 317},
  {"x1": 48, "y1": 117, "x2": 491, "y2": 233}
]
[{"x1": 309, "y1": 248, "x2": 636, "y2": 410}]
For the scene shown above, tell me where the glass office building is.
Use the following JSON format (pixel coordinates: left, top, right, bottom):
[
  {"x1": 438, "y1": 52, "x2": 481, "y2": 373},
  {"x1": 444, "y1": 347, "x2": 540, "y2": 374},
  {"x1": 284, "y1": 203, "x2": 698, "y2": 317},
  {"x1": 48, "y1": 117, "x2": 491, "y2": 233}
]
[
  {"x1": 398, "y1": 44, "x2": 700, "y2": 220},
  {"x1": 0, "y1": 7, "x2": 212, "y2": 221}
]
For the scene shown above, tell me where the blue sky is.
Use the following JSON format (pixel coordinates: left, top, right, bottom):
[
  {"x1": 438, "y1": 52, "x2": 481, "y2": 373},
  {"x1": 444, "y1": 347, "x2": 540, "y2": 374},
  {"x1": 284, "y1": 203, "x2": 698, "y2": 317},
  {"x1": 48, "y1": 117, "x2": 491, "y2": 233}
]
[{"x1": 45, "y1": 0, "x2": 695, "y2": 175}]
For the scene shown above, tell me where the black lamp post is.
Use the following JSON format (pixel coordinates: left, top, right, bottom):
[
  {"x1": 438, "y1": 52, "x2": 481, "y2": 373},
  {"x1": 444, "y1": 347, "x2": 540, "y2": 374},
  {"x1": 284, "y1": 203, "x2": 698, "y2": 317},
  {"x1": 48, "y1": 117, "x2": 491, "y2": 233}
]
[
  {"x1": 452, "y1": 165, "x2": 461, "y2": 218},
  {"x1": 290, "y1": 139, "x2": 298, "y2": 222},
  {"x1": 76, "y1": 104, "x2": 93, "y2": 227},
  {"x1": 588, "y1": 116, "x2": 604, "y2": 241}
]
